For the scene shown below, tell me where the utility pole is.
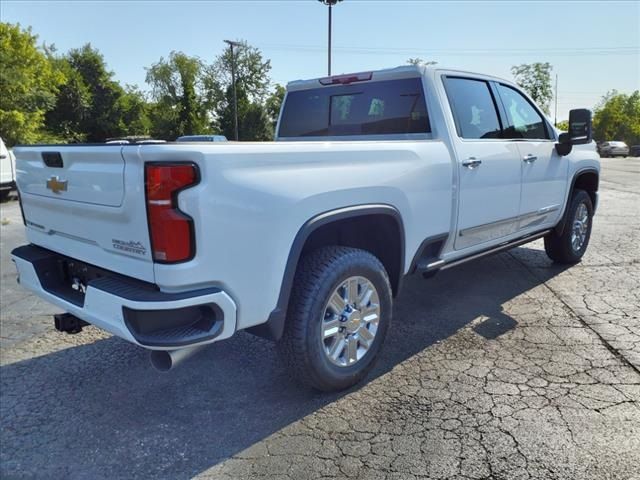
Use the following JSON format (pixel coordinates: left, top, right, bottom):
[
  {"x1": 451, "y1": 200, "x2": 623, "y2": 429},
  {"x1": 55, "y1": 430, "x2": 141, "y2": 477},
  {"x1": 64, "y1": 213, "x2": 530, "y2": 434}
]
[
  {"x1": 554, "y1": 73, "x2": 558, "y2": 127},
  {"x1": 224, "y1": 40, "x2": 242, "y2": 141},
  {"x1": 318, "y1": 0, "x2": 343, "y2": 76}
]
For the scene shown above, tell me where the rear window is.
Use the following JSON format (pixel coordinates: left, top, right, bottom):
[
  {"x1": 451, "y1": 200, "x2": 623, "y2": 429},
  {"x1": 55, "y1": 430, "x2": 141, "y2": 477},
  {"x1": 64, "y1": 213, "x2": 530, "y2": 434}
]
[{"x1": 278, "y1": 78, "x2": 430, "y2": 138}]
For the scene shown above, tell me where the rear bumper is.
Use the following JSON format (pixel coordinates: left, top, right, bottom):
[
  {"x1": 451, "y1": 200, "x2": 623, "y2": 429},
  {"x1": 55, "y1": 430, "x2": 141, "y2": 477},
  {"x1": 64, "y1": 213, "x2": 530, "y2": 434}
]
[{"x1": 11, "y1": 245, "x2": 237, "y2": 350}]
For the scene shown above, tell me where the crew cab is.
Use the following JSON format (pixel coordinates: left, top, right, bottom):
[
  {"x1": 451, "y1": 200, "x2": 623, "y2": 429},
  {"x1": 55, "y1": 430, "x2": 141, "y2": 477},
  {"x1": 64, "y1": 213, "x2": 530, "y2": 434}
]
[{"x1": 11, "y1": 66, "x2": 600, "y2": 391}]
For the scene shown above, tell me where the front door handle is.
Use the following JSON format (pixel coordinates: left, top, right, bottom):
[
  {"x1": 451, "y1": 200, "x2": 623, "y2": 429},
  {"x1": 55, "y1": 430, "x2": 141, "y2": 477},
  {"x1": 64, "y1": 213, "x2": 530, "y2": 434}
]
[
  {"x1": 462, "y1": 157, "x2": 482, "y2": 169},
  {"x1": 523, "y1": 154, "x2": 537, "y2": 163}
]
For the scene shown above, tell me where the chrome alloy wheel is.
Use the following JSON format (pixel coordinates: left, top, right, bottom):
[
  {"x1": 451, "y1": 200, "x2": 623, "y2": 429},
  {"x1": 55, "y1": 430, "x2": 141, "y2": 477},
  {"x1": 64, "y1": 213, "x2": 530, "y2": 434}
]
[
  {"x1": 571, "y1": 203, "x2": 589, "y2": 252},
  {"x1": 321, "y1": 276, "x2": 381, "y2": 367}
]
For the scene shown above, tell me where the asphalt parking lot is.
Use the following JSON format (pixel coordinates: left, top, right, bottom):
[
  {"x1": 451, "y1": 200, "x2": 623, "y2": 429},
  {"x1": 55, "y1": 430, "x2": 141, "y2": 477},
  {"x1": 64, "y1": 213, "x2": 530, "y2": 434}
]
[{"x1": 1, "y1": 157, "x2": 639, "y2": 480}]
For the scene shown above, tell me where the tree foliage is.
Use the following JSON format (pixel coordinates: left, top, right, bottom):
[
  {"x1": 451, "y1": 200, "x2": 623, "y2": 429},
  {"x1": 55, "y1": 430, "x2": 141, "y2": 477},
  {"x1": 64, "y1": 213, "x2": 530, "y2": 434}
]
[
  {"x1": 211, "y1": 41, "x2": 272, "y2": 104},
  {"x1": 216, "y1": 85, "x2": 271, "y2": 141},
  {"x1": 555, "y1": 120, "x2": 569, "y2": 132},
  {"x1": 511, "y1": 62, "x2": 553, "y2": 115},
  {"x1": 208, "y1": 41, "x2": 274, "y2": 140},
  {"x1": 146, "y1": 51, "x2": 212, "y2": 139},
  {"x1": 265, "y1": 84, "x2": 286, "y2": 133},
  {"x1": 1, "y1": 24, "x2": 276, "y2": 144},
  {"x1": 44, "y1": 44, "x2": 149, "y2": 142},
  {"x1": 0, "y1": 23, "x2": 63, "y2": 145},
  {"x1": 593, "y1": 90, "x2": 640, "y2": 145}
]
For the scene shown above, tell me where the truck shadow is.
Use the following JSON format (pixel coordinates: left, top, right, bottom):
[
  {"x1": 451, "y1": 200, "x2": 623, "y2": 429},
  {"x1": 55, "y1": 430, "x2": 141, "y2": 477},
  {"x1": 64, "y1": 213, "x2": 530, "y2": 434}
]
[{"x1": 0, "y1": 246, "x2": 569, "y2": 479}]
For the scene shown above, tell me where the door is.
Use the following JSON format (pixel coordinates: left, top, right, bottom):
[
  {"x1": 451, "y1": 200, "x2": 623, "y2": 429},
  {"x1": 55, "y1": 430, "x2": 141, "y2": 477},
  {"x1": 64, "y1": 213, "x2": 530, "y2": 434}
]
[
  {"x1": 443, "y1": 77, "x2": 522, "y2": 250},
  {"x1": 494, "y1": 83, "x2": 569, "y2": 230}
]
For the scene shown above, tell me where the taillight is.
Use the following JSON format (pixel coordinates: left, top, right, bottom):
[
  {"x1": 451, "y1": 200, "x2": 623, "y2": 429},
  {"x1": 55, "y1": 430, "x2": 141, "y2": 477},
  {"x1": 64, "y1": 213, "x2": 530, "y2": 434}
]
[{"x1": 144, "y1": 163, "x2": 199, "y2": 263}]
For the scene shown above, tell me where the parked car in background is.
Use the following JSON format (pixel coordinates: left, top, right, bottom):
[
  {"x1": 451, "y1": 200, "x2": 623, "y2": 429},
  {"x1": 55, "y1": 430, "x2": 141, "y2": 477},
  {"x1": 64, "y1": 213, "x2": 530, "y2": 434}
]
[
  {"x1": 0, "y1": 137, "x2": 16, "y2": 200},
  {"x1": 599, "y1": 141, "x2": 629, "y2": 158},
  {"x1": 629, "y1": 145, "x2": 640, "y2": 157},
  {"x1": 176, "y1": 135, "x2": 228, "y2": 142}
]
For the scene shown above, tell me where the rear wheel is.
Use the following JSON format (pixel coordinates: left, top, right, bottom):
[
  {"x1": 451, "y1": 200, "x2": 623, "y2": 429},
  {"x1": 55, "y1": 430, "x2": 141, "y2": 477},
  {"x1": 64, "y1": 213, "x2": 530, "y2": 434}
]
[
  {"x1": 544, "y1": 189, "x2": 593, "y2": 264},
  {"x1": 279, "y1": 246, "x2": 392, "y2": 391}
]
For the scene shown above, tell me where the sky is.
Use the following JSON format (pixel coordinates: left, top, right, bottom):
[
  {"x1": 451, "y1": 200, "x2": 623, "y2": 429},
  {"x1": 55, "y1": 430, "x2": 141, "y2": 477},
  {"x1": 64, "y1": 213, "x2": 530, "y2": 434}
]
[{"x1": 2, "y1": 0, "x2": 639, "y2": 121}]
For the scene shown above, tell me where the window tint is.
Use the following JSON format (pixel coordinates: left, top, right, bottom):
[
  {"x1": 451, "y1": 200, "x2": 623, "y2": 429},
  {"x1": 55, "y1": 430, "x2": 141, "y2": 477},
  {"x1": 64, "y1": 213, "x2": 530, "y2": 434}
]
[
  {"x1": 278, "y1": 78, "x2": 430, "y2": 138},
  {"x1": 444, "y1": 77, "x2": 502, "y2": 139},
  {"x1": 496, "y1": 84, "x2": 550, "y2": 140}
]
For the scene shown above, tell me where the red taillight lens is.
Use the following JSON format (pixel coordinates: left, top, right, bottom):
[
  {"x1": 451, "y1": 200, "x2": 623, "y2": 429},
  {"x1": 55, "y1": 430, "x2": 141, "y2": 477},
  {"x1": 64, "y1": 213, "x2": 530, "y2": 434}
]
[{"x1": 145, "y1": 163, "x2": 198, "y2": 263}]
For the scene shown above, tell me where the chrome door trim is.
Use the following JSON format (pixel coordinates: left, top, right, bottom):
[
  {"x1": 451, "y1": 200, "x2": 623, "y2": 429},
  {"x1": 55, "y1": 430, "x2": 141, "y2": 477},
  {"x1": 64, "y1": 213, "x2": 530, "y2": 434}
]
[
  {"x1": 459, "y1": 204, "x2": 560, "y2": 238},
  {"x1": 459, "y1": 214, "x2": 518, "y2": 237}
]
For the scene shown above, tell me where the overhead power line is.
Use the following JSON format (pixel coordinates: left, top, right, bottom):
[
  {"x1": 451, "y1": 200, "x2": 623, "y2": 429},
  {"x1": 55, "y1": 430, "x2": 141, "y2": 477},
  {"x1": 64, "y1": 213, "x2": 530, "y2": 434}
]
[{"x1": 259, "y1": 43, "x2": 639, "y2": 57}]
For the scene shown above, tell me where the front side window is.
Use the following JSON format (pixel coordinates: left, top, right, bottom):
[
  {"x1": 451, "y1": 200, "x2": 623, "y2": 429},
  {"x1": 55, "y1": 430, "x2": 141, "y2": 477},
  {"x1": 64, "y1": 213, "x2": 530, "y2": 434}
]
[
  {"x1": 496, "y1": 84, "x2": 551, "y2": 140},
  {"x1": 278, "y1": 77, "x2": 430, "y2": 138},
  {"x1": 444, "y1": 77, "x2": 502, "y2": 140}
]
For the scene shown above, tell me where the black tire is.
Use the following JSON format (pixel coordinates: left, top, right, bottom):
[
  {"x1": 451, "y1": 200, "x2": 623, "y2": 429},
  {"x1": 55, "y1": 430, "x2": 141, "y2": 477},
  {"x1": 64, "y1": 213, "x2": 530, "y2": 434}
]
[
  {"x1": 0, "y1": 189, "x2": 10, "y2": 202},
  {"x1": 279, "y1": 246, "x2": 392, "y2": 392},
  {"x1": 544, "y1": 189, "x2": 593, "y2": 264}
]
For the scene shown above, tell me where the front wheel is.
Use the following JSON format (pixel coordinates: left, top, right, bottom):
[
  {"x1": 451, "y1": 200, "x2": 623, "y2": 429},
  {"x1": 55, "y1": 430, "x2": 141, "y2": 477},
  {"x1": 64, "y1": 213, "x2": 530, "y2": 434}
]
[
  {"x1": 279, "y1": 246, "x2": 392, "y2": 391},
  {"x1": 544, "y1": 189, "x2": 593, "y2": 264}
]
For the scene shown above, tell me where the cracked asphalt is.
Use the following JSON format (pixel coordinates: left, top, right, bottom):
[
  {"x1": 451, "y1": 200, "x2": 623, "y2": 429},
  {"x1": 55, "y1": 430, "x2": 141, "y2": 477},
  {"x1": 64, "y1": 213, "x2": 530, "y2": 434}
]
[{"x1": 1, "y1": 157, "x2": 639, "y2": 480}]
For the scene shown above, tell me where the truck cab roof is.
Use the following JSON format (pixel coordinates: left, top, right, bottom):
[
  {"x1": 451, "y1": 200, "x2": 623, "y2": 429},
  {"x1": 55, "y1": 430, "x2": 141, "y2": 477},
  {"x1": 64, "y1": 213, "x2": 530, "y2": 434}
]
[{"x1": 285, "y1": 65, "x2": 517, "y2": 92}]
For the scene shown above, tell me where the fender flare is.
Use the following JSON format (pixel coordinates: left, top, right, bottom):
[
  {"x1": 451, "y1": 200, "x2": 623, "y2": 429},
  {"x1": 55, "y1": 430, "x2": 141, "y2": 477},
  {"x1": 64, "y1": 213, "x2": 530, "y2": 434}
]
[
  {"x1": 247, "y1": 204, "x2": 405, "y2": 341},
  {"x1": 555, "y1": 167, "x2": 599, "y2": 236}
]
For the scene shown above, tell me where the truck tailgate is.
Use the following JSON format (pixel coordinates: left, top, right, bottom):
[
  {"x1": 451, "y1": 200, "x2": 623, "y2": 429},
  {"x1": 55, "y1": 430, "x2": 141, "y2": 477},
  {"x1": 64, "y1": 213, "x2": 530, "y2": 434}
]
[{"x1": 14, "y1": 145, "x2": 155, "y2": 282}]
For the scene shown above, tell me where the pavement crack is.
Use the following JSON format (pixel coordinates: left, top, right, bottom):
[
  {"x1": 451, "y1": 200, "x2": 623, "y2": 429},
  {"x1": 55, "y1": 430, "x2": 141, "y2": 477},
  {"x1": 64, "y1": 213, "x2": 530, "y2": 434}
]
[{"x1": 508, "y1": 251, "x2": 640, "y2": 378}]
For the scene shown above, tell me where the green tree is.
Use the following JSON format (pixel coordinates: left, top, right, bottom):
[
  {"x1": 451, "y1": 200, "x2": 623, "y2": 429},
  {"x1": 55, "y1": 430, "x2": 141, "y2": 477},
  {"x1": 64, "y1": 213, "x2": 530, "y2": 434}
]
[
  {"x1": 0, "y1": 23, "x2": 63, "y2": 145},
  {"x1": 146, "y1": 51, "x2": 211, "y2": 139},
  {"x1": 265, "y1": 84, "x2": 286, "y2": 134},
  {"x1": 45, "y1": 44, "x2": 138, "y2": 142},
  {"x1": 217, "y1": 85, "x2": 271, "y2": 141},
  {"x1": 211, "y1": 41, "x2": 272, "y2": 103},
  {"x1": 68, "y1": 44, "x2": 127, "y2": 141},
  {"x1": 210, "y1": 41, "x2": 273, "y2": 140},
  {"x1": 511, "y1": 62, "x2": 553, "y2": 114},
  {"x1": 592, "y1": 90, "x2": 640, "y2": 145},
  {"x1": 44, "y1": 50, "x2": 91, "y2": 142},
  {"x1": 117, "y1": 86, "x2": 151, "y2": 137}
]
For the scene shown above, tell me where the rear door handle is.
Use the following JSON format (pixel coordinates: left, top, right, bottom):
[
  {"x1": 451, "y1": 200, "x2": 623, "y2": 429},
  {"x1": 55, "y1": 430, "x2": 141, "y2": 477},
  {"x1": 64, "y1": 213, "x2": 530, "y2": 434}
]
[
  {"x1": 523, "y1": 154, "x2": 537, "y2": 163},
  {"x1": 462, "y1": 157, "x2": 482, "y2": 169}
]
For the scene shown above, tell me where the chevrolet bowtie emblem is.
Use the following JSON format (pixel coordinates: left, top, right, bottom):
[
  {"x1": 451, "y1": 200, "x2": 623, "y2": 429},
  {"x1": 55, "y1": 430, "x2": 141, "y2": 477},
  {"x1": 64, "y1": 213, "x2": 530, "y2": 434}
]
[{"x1": 46, "y1": 176, "x2": 68, "y2": 194}]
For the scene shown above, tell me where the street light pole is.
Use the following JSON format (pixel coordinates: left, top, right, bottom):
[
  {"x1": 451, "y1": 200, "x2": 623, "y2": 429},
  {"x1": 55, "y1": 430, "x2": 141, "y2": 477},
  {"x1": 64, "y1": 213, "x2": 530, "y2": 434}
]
[
  {"x1": 318, "y1": 0, "x2": 343, "y2": 76},
  {"x1": 224, "y1": 39, "x2": 242, "y2": 141}
]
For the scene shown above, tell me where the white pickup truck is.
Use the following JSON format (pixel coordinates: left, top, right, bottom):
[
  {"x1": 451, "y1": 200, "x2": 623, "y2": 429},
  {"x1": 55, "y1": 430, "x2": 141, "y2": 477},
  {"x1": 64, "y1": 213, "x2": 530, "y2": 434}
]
[{"x1": 12, "y1": 66, "x2": 600, "y2": 391}]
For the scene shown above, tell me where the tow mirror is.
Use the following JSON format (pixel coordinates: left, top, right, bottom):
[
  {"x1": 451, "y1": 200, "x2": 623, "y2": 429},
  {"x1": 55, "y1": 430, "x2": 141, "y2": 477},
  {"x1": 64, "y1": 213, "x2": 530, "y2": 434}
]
[{"x1": 556, "y1": 109, "x2": 592, "y2": 156}]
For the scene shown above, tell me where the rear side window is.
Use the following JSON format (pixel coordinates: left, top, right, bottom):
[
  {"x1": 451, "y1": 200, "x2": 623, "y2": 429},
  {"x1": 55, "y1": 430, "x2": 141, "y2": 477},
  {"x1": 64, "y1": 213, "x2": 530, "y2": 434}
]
[
  {"x1": 496, "y1": 84, "x2": 551, "y2": 140},
  {"x1": 444, "y1": 77, "x2": 502, "y2": 139},
  {"x1": 278, "y1": 78, "x2": 430, "y2": 138}
]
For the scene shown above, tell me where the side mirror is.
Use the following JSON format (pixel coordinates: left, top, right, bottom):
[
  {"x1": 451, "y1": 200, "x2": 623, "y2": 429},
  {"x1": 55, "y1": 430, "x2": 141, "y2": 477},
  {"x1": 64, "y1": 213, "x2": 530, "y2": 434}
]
[
  {"x1": 568, "y1": 108, "x2": 592, "y2": 145},
  {"x1": 555, "y1": 108, "x2": 592, "y2": 156}
]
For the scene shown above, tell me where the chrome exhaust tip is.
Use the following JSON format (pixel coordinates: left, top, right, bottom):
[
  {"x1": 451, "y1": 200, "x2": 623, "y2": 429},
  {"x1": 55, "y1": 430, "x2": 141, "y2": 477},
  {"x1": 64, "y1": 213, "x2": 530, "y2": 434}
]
[{"x1": 149, "y1": 345, "x2": 206, "y2": 372}]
